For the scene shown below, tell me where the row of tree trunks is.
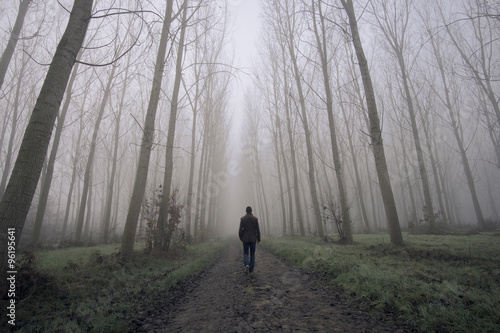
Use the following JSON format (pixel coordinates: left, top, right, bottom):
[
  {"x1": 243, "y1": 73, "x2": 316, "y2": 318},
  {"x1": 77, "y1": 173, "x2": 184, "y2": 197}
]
[
  {"x1": 120, "y1": 0, "x2": 174, "y2": 258},
  {"x1": 0, "y1": 0, "x2": 94, "y2": 294},
  {"x1": 0, "y1": 0, "x2": 32, "y2": 90},
  {"x1": 155, "y1": 0, "x2": 189, "y2": 252},
  {"x1": 30, "y1": 54, "x2": 82, "y2": 247},
  {"x1": 341, "y1": 0, "x2": 404, "y2": 246},
  {"x1": 311, "y1": 0, "x2": 352, "y2": 242},
  {"x1": 0, "y1": 51, "x2": 29, "y2": 199}
]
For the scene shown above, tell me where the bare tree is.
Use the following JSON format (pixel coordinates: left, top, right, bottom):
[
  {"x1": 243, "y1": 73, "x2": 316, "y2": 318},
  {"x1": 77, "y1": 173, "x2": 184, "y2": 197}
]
[
  {"x1": 426, "y1": 25, "x2": 486, "y2": 227},
  {"x1": 269, "y1": 0, "x2": 324, "y2": 237},
  {"x1": 102, "y1": 52, "x2": 132, "y2": 243},
  {"x1": 0, "y1": 0, "x2": 93, "y2": 293},
  {"x1": 370, "y1": 0, "x2": 436, "y2": 228},
  {"x1": 282, "y1": 48, "x2": 306, "y2": 236},
  {"x1": 120, "y1": 0, "x2": 174, "y2": 258},
  {"x1": 61, "y1": 110, "x2": 85, "y2": 240},
  {"x1": 29, "y1": 53, "x2": 82, "y2": 247},
  {"x1": 440, "y1": 0, "x2": 500, "y2": 167},
  {"x1": 0, "y1": 49, "x2": 30, "y2": 200},
  {"x1": 309, "y1": 0, "x2": 352, "y2": 242},
  {"x1": 0, "y1": 0, "x2": 32, "y2": 91},
  {"x1": 340, "y1": 0, "x2": 403, "y2": 245},
  {"x1": 336, "y1": 61, "x2": 371, "y2": 232},
  {"x1": 155, "y1": 0, "x2": 189, "y2": 252},
  {"x1": 74, "y1": 63, "x2": 117, "y2": 242}
]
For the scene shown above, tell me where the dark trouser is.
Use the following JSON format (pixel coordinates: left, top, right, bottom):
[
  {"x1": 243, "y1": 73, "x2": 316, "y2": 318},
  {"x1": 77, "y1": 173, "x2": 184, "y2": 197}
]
[{"x1": 243, "y1": 241, "x2": 256, "y2": 273}]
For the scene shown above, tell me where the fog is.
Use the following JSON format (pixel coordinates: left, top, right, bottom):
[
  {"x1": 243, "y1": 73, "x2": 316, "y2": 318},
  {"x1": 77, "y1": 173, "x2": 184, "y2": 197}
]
[{"x1": 0, "y1": 0, "x2": 499, "y2": 250}]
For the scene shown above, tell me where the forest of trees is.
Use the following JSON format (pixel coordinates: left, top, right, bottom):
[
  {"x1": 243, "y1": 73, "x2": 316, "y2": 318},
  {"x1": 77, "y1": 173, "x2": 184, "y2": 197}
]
[{"x1": 0, "y1": 0, "x2": 498, "y2": 271}]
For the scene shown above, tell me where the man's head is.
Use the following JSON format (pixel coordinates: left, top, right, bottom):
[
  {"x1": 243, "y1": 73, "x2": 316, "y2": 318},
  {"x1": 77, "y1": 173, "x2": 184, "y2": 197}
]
[{"x1": 246, "y1": 206, "x2": 252, "y2": 213}]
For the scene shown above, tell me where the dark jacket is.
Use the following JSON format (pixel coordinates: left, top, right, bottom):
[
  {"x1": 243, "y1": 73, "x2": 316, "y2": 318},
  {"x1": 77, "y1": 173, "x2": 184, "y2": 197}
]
[{"x1": 239, "y1": 213, "x2": 261, "y2": 243}]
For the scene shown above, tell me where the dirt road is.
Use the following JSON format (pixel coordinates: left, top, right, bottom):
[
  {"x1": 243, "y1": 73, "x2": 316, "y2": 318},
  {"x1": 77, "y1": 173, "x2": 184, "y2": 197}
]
[{"x1": 133, "y1": 239, "x2": 410, "y2": 332}]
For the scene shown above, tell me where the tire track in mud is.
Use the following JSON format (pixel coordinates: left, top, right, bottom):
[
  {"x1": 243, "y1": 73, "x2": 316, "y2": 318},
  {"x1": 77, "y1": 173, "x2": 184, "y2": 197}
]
[{"x1": 135, "y1": 239, "x2": 409, "y2": 332}]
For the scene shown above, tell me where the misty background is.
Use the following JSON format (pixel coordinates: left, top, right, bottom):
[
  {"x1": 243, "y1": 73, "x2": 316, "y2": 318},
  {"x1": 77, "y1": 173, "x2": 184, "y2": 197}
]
[{"x1": 0, "y1": 0, "x2": 498, "y2": 250}]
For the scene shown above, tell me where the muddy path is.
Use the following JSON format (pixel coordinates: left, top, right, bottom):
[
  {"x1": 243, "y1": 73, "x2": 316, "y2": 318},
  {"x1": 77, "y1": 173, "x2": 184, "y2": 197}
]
[{"x1": 133, "y1": 239, "x2": 410, "y2": 332}]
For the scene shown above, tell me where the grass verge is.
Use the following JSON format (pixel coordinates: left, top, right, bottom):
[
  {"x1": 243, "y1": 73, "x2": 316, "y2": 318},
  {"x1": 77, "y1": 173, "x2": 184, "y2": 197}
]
[
  {"x1": 1, "y1": 239, "x2": 228, "y2": 332},
  {"x1": 261, "y1": 233, "x2": 500, "y2": 333}
]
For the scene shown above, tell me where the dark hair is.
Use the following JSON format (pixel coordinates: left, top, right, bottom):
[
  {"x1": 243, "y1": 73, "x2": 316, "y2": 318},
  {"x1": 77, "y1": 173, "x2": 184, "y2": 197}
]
[{"x1": 246, "y1": 206, "x2": 252, "y2": 213}]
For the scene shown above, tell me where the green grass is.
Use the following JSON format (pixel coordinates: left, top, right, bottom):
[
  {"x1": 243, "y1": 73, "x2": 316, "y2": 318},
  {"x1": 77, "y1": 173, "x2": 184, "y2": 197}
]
[
  {"x1": 1, "y1": 239, "x2": 228, "y2": 332},
  {"x1": 37, "y1": 242, "x2": 122, "y2": 271},
  {"x1": 261, "y1": 233, "x2": 500, "y2": 333}
]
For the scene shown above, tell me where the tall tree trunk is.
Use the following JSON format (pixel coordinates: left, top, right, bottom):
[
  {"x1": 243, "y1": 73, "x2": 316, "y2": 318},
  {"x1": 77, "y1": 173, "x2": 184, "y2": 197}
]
[
  {"x1": 371, "y1": 0, "x2": 436, "y2": 227},
  {"x1": 481, "y1": 97, "x2": 500, "y2": 167},
  {"x1": 0, "y1": 0, "x2": 32, "y2": 90},
  {"x1": 0, "y1": 0, "x2": 93, "y2": 293},
  {"x1": 102, "y1": 63, "x2": 128, "y2": 243},
  {"x1": 83, "y1": 170, "x2": 93, "y2": 239},
  {"x1": 30, "y1": 55, "x2": 82, "y2": 247},
  {"x1": 183, "y1": 75, "x2": 200, "y2": 243},
  {"x1": 61, "y1": 114, "x2": 84, "y2": 239},
  {"x1": 254, "y1": 146, "x2": 270, "y2": 235},
  {"x1": 269, "y1": 73, "x2": 288, "y2": 235},
  {"x1": 434, "y1": 146, "x2": 455, "y2": 225},
  {"x1": 199, "y1": 130, "x2": 211, "y2": 235},
  {"x1": 429, "y1": 33, "x2": 485, "y2": 226},
  {"x1": 400, "y1": 129, "x2": 418, "y2": 226},
  {"x1": 483, "y1": 163, "x2": 499, "y2": 222},
  {"x1": 287, "y1": 34, "x2": 324, "y2": 238},
  {"x1": 194, "y1": 129, "x2": 207, "y2": 239},
  {"x1": 397, "y1": 50, "x2": 436, "y2": 227},
  {"x1": 338, "y1": 91, "x2": 370, "y2": 233},
  {"x1": 0, "y1": 53, "x2": 28, "y2": 200},
  {"x1": 311, "y1": 0, "x2": 351, "y2": 242},
  {"x1": 111, "y1": 156, "x2": 123, "y2": 240},
  {"x1": 75, "y1": 64, "x2": 117, "y2": 242},
  {"x1": 343, "y1": 44, "x2": 373, "y2": 232},
  {"x1": 341, "y1": 0, "x2": 403, "y2": 245},
  {"x1": 272, "y1": 122, "x2": 287, "y2": 235},
  {"x1": 120, "y1": 0, "x2": 174, "y2": 258},
  {"x1": 156, "y1": 0, "x2": 189, "y2": 252},
  {"x1": 279, "y1": 117, "x2": 295, "y2": 235},
  {"x1": 282, "y1": 59, "x2": 305, "y2": 236},
  {"x1": 443, "y1": 8, "x2": 500, "y2": 155},
  {"x1": 422, "y1": 115, "x2": 448, "y2": 225}
]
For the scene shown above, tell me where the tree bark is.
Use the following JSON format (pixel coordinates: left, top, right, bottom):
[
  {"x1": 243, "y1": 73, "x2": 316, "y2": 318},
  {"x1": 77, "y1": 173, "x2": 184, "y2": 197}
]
[
  {"x1": 429, "y1": 33, "x2": 485, "y2": 226},
  {"x1": 155, "y1": 0, "x2": 189, "y2": 252},
  {"x1": 282, "y1": 57, "x2": 305, "y2": 236},
  {"x1": 120, "y1": 0, "x2": 174, "y2": 258},
  {"x1": 30, "y1": 54, "x2": 82, "y2": 247},
  {"x1": 0, "y1": 0, "x2": 32, "y2": 90},
  {"x1": 341, "y1": 0, "x2": 403, "y2": 245},
  {"x1": 0, "y1": 52, "x2": 28, "y2": 200},
  {"x1": 442, "y1": 6, "x2": 500, "y2": 161},
  {"x1": 102, "y1": 56, "x2": 129, "y2": 243},
  {"x1": 287, "y1": 29, "x2": 325, "y2": 238},
  {"x1": 0, "y1": 0, "x2": 93, "y2": 292},
  {"x1": 337, "y1": 83, "x2": 370, "y2": 233},
  {"x1": 311, "y1": 0, "x2": 352, "y2": 242},
  {"x1": 183, "y1": 67, "x2": 202, "y2": 243},
  {"x1": 371, "y1": 0, "x2": 435, "y2": 228},
  {"x1": 61, "y1": 114, "x2": 84, "y2": 239},
  {"x1": 75, "y1": 64, "x2": 117, "y2": 242}
]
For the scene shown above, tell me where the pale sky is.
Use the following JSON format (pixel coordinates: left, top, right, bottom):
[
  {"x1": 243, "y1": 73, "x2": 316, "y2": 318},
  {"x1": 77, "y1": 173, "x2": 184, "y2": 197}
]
[
  {"x1": 230, "y1": 0, "x2": 262, "y2": 73},
  {"x1": 226, "y1": 0, "x2": 262, "y2": 146}
]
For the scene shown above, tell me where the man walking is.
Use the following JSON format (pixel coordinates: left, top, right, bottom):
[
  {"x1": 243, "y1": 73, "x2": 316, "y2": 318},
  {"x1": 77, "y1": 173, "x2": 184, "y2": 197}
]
[{"x1": 238, "y1": 206, "x2": 261, "y2": 274}]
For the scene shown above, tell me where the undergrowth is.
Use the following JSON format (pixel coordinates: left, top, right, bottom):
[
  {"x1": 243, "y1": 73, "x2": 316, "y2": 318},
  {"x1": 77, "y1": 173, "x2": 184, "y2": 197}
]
[
  {"x1": 0, "y1": 239, "x2": 228, "y2": 332},
  {"x1": 261, "y1": 233, "x2": 500, "y2": 333}
]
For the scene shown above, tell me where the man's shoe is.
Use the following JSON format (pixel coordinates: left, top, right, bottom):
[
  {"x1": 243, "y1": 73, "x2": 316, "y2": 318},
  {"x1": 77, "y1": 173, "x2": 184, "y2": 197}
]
[{"x1": 245, "y1": 265, "x2": 249, "y2": 274}]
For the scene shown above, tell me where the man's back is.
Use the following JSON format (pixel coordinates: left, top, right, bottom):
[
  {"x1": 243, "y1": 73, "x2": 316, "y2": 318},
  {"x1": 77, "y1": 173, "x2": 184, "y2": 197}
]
[{"x1": 239, "y1": 213, "x2": 260, "y2": 243}]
